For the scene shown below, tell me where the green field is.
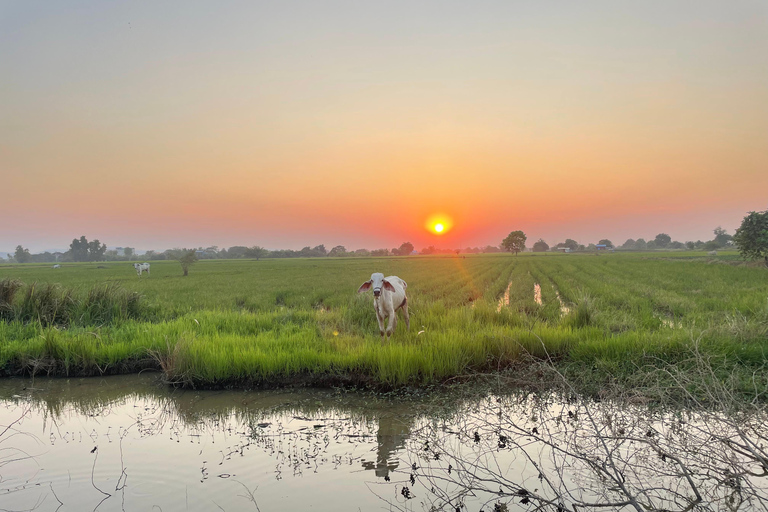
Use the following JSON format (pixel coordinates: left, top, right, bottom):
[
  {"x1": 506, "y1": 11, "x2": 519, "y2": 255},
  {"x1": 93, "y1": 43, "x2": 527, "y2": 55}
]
[{"x1": 1, "y1": 253, "x2": 766, "y2": 396}]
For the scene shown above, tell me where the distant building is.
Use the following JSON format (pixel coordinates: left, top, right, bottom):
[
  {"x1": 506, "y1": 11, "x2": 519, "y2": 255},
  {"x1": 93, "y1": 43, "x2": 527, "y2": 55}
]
[{"x1": 556, "y1": 247, "x2": 572, "y2": 253}]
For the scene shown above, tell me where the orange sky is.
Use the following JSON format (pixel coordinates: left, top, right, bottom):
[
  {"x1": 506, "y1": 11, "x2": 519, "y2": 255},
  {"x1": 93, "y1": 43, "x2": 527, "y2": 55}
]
[{"x1": 2, "y1": 1, "x2": 767, "y2": 252}]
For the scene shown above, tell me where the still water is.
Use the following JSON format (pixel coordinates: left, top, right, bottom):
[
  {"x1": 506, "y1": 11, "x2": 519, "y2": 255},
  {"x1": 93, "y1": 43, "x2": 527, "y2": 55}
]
[
  {"x1": 1, "y1": 374, "x2": 767, "y2": 512},
  {"x1": 0, "y1": 374, "x2": 432, "y2": 511}
]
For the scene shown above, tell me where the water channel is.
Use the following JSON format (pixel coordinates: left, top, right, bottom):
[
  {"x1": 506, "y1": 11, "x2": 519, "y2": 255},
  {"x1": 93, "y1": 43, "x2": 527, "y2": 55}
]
[{"x1": 1, "y1": 374, "x2": 766, "y2": 511}]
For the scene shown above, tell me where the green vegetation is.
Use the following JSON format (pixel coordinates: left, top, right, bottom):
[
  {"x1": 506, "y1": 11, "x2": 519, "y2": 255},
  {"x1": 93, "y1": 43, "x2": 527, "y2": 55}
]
[
  {"x1": 0, "y1": 253, "x2": 766, "y2": 396},
  {"x1": 734, "y1": 209, "x2": 768, "y2": 267}
]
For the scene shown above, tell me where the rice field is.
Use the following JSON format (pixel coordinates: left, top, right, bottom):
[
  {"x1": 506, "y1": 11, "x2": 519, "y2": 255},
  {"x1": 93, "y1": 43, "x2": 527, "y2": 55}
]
[{"x1": 0, "y1": 252, "x2": 766, "y2": 395}]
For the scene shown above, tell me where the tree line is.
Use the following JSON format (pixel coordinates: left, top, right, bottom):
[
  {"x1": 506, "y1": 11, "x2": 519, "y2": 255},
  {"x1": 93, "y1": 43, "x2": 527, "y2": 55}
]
[
  {"x1": 502, "y1": 226, "x2": 743, "y2": 254},
  {"x1": 4, "y1": 209, "x2": 767, "y2": 265}
]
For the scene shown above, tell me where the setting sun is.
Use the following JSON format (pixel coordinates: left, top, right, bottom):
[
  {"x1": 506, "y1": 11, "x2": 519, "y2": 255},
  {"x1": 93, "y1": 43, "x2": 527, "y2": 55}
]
[{"x1": 425, "y1": 214, "x2": 453, "y2": 236}]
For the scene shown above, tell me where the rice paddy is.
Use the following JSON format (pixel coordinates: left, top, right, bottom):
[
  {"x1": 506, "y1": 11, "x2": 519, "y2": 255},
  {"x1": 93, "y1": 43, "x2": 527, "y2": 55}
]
[{"x1": 0, "y1": 252, "x2": 766, "y2": 395}]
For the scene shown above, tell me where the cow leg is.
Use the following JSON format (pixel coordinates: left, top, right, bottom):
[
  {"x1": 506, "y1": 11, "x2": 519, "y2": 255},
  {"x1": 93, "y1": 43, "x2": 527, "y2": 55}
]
[
  {"x1": 376, "y1": 309, "x2": 386, "y2": 337},
  {"x1": 387, "y1": 312, "x2": 397, "y2": 337},
  {"x1": 401, "y1": 298, "x2": 410, "y2": 330}
]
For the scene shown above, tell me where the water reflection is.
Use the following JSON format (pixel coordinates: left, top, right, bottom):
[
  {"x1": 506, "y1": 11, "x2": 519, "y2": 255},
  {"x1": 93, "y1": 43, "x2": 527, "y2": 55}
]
[
  {"x1": 2, "y1": 375, "x2": 767, "y2": 512},
  {"x1": 361, "y1": 414, "x2": 411, "y2": 479},
  {"x1": 0, "y1": 375, "x2": 430, "y2": 512}
]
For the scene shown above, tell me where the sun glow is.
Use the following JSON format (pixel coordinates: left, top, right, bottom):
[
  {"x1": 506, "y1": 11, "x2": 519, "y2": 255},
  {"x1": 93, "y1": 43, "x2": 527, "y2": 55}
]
[{"x1": 425, "y1": 214, "x2": 453, "y2": 235}]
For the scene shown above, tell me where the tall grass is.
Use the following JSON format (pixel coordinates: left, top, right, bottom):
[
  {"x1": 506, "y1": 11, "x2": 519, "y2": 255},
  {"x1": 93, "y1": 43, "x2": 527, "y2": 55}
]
[{"x1": 0, "y1": 279, "x2": 151, "y2": 328}]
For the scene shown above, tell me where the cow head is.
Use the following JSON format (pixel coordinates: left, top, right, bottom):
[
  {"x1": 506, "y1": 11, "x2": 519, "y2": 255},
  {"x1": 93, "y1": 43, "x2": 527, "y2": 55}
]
[{"x1": 357, "y1": 272, "x2": 395, "y2": 297}]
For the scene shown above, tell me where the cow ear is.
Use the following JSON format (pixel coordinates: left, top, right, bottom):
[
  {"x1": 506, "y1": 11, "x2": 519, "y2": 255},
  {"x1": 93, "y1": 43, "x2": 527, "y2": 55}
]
[
  {"x1": 382, "y1": 280, "x2": 396, "y2": 292},
  {"x1": 357, "y1": 281, "x2": 372, "y2": 293}
]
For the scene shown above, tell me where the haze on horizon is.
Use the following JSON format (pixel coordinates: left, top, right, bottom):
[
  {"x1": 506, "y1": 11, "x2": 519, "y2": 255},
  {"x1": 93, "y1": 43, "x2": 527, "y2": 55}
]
[{"x1": 2, "y1": 0, "x2": 767, "y2": 254}]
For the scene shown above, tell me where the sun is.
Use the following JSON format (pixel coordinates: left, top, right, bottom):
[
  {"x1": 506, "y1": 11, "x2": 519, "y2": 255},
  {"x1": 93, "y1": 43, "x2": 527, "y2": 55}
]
[{"x1": 425, "y1": 214, "x2": 452, "y2": 235}]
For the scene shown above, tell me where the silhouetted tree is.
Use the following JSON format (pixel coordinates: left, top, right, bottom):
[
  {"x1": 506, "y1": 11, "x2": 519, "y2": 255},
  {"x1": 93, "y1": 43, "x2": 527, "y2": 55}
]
[
  {"x1": 14, "y1": 245, "x2": 31, "y2": 263},
  {"x1": 598, "y1": 239, "x2": 613, "y2": 248},
  {"x1": 245, "y1": 246, "x2": 268, "y2": 260},
  {"x1": 177, "y1": 249, "x2": 198, "y2": 276},
  {"x1": 69, "y1": 236, "x2": 89, "y2": 262},
  {"x1": 532, "y1": 239, "x2": 549, "y2": 252},
  {"x1": 621, "y1": 239, "x2": 636, "y2": 250},
  {"x1": 329, "y1": 245, "x2": 347, "y2": 257},
  {"x1": 654, "y1": 233, "x2": 671, "y2": 248},
  {"x1": 87, "y1": 239, "x2": 107, "y2": 261},
  {"x1": 713, "y1": 226, "x2": 733, "y2": 247},
  {"x1": 502, "y1": 231, "x2": 527, "y2": 255},
  {"x1": 395, "y1": 242, "x2": 414, "y2": 256}
]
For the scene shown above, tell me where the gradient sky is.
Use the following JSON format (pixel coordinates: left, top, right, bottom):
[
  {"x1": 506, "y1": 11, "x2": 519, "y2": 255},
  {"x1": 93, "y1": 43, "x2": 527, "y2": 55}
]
[{"x1": 2, "y1": 0, "x2": 767, "y2": 253}]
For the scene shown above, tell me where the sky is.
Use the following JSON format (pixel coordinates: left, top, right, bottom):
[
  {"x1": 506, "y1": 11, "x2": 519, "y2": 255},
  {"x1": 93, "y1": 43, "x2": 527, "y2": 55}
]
[{"x1": 2, "y1": 0, "x2": 767, "y2": 253}]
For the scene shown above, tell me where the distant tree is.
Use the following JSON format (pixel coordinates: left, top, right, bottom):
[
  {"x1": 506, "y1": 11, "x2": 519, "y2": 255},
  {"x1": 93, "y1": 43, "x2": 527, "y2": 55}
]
[
  {"x1": 703, "y1": 240, "x2": 720, "y2": 251},
  {"x1": 713, "y1": 226, "x2": 733, "y2": 248},
  {"x1": 646, "y1": 240, "x2": 657, "y2": 250},
  {"x1": 312, "y1": 244, "x2": 327, "y2": 256},
  {"x1": 421, "y1": 246, "x2": 436, "y2": 255},
  {"x1": 483, "y1": 245, "x2": 501, "y2": 253},
  {"x1": 29, "y1": 251, "x2": 55, "y2": 263},
  {"x1": 69, "y1": 236, "x2": 90, "y2": 262},
  {"x1": 532, "y1": 239, "x2": 549, "y2": 252},
  {"x1": 226, "y1": 246, "x2": 248, "y2": 258},
  {"x1": 124, "y1": 247, "x2": 134, "y2": 258},
  {"x1": 502, "y1": 231, "x2": 527, "y2": 255},
  {"x1": 587, "y1": 243, "x2": 597, "y2": 251},
  {"x1": 370, "y1": 248, "x2": 390, "y2": 257},
  {"x1": 598, "y1": 239, "x2": 613, "y2": 248},
  {"x1": 685, "y1": 241, "x2": 695, "y2": 250},
  {"x1": 669, "y1": 241, "x2": 685, "y2": 250},
  {"x1": 354, "y1": 248, "x2": 370, "y2": 256},
  {"x1": 654, "y1": 233, "x2": 671, "y2": 248},
  {"x1": 87, "y1": 239, "x2": 107, "y2": 261},
  {"x1": 329, "y1": 245, "x2": 347, "y2": 257},
  {"x1": 621, "y1": 239, "x2": 635, "y2": 250},
  {"x1": 733, "y1": 209, "x2": 768, "y2": 267},
  {"x1": 14, "y1": 245, "x2": 31, "y2": 264},
  {"x1": 634, "y1": 238, "x2": 647, "y2": 250},
  {"x1": 562, "y1": 239, "x2": 579, "y2": 251},
  {"x1": 245, "y1": 246, "x2": 268, "y2": 260},
  {"x1": 177, "y1": 249, "x2": 198, "y2": 276},
  {"x1": 395, "y1": 242, "x2": 415, "y2": 256}
]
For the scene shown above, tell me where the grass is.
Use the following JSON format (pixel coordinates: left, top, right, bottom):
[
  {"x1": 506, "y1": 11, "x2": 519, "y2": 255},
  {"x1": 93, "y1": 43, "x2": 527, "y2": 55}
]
[{"x1": 0, "y1": 252, "x2": 767, "y2": 397}]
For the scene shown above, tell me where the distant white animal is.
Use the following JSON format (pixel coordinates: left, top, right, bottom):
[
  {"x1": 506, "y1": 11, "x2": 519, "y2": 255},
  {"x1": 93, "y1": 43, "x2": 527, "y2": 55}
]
[
  {"x1": 133, "y1": 262, "x2": 150, "y2": 277},
  {"x1": 708, "y1": 250, "x2": 718, "y2": 256},
  {"x1": 357, "y1": 273, "x2": 409, "y2": 337},
  {"x1": 52, "y1": 264, "x2": 61, "y2": 269}
]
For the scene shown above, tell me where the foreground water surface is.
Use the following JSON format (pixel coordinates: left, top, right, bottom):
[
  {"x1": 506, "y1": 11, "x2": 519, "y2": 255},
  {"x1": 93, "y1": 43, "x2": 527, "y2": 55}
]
[{"x1": 2, "y1": 374, "x2": 767, "y2": 512}]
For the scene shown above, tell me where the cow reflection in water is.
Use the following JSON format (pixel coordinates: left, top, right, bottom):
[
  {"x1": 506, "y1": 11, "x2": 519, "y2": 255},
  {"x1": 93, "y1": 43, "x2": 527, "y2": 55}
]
[{"x1": 361, "y1": 414, "x2": 411, "y2": 478}]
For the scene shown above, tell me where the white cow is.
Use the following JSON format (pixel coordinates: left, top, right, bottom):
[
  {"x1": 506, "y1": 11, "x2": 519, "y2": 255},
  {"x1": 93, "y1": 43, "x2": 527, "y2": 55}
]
[
  {"x1": 357, "y1": 273, "x2": 409, "y2": 337},
  {"x1": 133, "y1": 262, "x2": 150, "y2": 277},
  {"x1": 52, "y1": 264, "x2": 61, "y2": 269}
]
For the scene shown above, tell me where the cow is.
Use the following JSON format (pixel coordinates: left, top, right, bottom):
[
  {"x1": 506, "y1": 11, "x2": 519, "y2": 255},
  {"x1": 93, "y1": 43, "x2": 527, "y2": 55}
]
[
  {"x1": 52, "y1": 264, "x2": 61, "y2": 269},
  {"x1": 133, "y1": 262, "x2": 150, "y2": 277},
  {"x1": 357, "y1": 273, "x2": 409, "y2": 337}
]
